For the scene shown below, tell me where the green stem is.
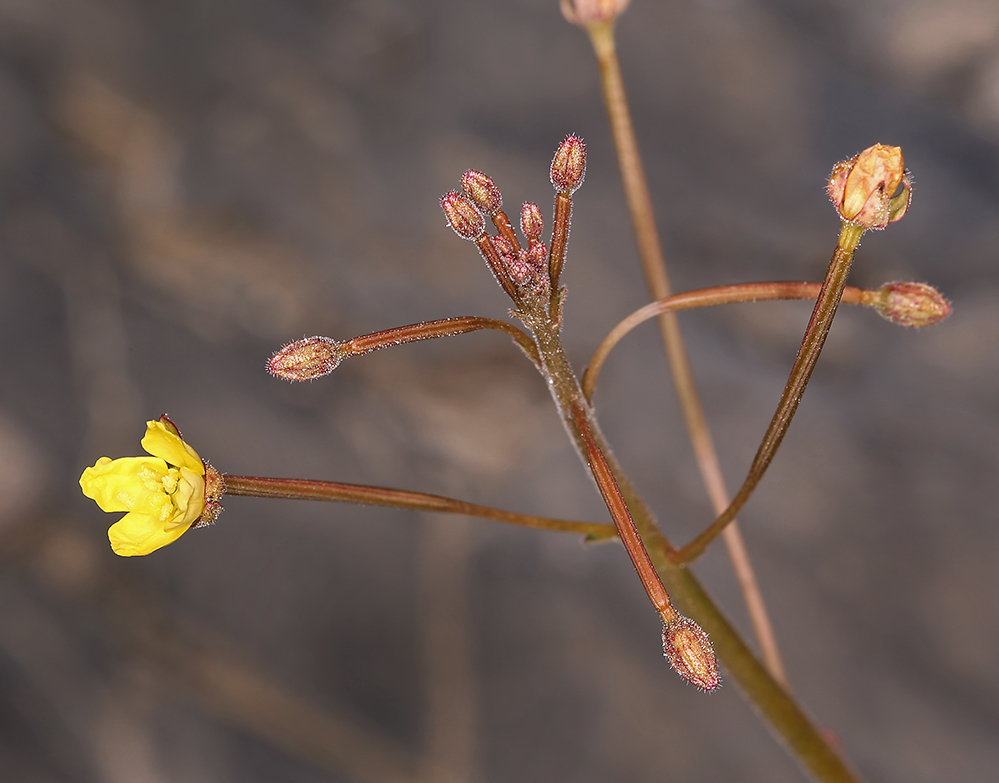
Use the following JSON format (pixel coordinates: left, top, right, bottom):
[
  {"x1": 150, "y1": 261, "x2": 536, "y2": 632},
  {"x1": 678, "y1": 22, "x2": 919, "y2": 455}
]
[
  {"x1": 678, "y1": 223, "x2": 865, "y2": 563},
  {"x1": 222, "y1": 475, "x2": 615, "y2": 539}
]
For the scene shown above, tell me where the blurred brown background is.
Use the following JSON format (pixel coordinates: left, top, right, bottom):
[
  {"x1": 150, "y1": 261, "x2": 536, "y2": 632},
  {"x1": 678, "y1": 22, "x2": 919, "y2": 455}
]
[{"x1": 1, "y1": 0, "x2": 998, "y2": 780}]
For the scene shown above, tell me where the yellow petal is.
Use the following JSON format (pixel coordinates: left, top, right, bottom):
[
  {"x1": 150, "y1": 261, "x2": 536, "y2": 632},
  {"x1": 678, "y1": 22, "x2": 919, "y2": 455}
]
[
  {"x1": 108, "y1": 511, "x2": 192, "y2": 557},
  {"x1": 141, "y1": 420, "x2": 204, "y2": 474},
  {"x1": 80, "y1": 456, "x2": 171, "y2": 513}
]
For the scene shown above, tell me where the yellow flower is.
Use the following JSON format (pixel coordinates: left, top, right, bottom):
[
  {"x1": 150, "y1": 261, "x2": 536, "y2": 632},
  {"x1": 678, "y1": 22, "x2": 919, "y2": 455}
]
[{"x1": 80, "y1": 418, "x2": 206, "y2": 556}]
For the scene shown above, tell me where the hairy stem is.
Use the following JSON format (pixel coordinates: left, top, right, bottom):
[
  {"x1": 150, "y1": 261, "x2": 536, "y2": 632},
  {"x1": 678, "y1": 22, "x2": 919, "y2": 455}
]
[
  {"x1": 585, "y1": 18, "x2": 784, "y2": 683},
  {"x1": 222, "y1": 475, "x2": 615, "y2": 539},
  {"x1": 345, "y1": 316, "x2": 539, "y2": 367},
  {"x1": 526, "y1": 295, "x2": 863, "y2": 782},
  {"x1": 583, "y1": 282, "x2": 878, "y2": 401},
  {"x1": 678, "y1": 222, "x2": 865, "y2": 563}
]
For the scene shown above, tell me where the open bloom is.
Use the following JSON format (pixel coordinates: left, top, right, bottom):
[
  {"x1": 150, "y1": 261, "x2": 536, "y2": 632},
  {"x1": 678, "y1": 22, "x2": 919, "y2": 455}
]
[{"x1": 80, "y1": 417, "x2": 208, "y2": 556}]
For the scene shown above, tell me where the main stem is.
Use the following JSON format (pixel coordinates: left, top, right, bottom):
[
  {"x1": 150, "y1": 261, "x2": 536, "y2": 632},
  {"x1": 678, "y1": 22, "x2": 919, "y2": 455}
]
[
  {"x1": 586, "y1": 19, "x2": 785, "y2": 683},
  {"x1": 529, "y1": 313, "x2": 678, "y2": 623},
  {"x1": 527, "y1": 304, "x2": 862, "y2": 782},
  {"x1": 678, "y1": 222, "x2": 864, "y2": 563}
]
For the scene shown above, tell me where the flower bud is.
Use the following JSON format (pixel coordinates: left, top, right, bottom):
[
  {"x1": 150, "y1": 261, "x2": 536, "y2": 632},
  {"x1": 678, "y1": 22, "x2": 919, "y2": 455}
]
[
  {"x1": 521, "y1": 202, "x2": 544, "y2": 241},
  {"x1": 663, "y1": 617, "x2": 720, "y2": 692},
  {"x1": 461, "y1": 170, "x2": 503, "y2": 214},
  {"x1": 560, "y1": 0, "x2": 631, "y2": 25},
  {"x1": 551, "y1": 135, "x2": 586, "y2": 194},
  {"x1": 441, "y1": 190, "x2": 485, "y2": 239},
  {"x1": 827, "y1": 144, "x2": 911, "y2": 230},
  {"x1": 268, "y1": 336, "x2": 345, "y2": 381},
  {"x1": 876, "y1": 281, "x2": 951, "y2": 328}
]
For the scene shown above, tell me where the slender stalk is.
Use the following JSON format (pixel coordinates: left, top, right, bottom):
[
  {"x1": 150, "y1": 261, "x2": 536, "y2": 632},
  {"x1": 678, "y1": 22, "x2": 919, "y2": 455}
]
[
  {"x1": 583, "y1": 283, "x2": 877, "y2": 401},
  {"x1": 585, "y1": 19, "x2": 784, "y2": 683},
  {"x1": 345, "y1": 316, "x2": 539, "y2": 367},
  {"x1": 678, "y1": 223, "x2": 865, "y2": 563},
  {"x1": 222, "y1": 475, "x2": 615, "y2": 539},
  {"x1": 526, "y1": 293, "x2": 863, "y2": 781}
]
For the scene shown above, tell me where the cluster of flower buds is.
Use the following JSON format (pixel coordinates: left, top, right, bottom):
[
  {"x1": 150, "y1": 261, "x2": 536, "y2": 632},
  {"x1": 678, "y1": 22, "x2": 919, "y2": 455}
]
[
  {"x1": 828, "y1": 143, "x2": 912, "y2": 230},
  {"x1": 441, "y1": 135, "x2": 587, "y2": 323}
]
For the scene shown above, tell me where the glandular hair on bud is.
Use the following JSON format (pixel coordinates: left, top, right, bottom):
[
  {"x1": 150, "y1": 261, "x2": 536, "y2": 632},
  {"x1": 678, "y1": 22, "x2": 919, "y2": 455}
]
[
  {"x1": 827, "y1": 143, "x2": 911, "y2": 230},
  {"x1": 461, "y1": 170, "x2": 503, "y2": 214},
  {"x1": 877, "y1": 281, "x2": 951, "y2": 327},
  {"x1": 268, "y1": 336, "x2": 345, "y2": 381},
  {"x1": 551, "y1": 135, "x2": 586, "y2": 194},
  {"x1": 663, "y1": 617, "x2": 720, "y2": 692},
  {"x1": 441, "y1": 191, "x2": 485, "y2": 240},
  {"x1": 521, "y1": 202, "x2": 544, "y2": 241}
]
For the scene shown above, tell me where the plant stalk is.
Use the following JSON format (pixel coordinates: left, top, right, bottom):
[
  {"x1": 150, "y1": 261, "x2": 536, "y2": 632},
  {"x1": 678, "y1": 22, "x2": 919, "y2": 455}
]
[
  {"x1": 222, "y1": 475, "x2": 615, "y2": 539},
  {"x1": 585, "y1": 18, "x2": 785, "y2": 683},
  {"x1": 677, "y1": 222, "x2": 864, "y2": 563}
]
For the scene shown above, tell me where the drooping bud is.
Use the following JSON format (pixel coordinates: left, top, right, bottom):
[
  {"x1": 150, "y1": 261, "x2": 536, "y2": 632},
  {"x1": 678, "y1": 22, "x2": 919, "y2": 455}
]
[
  {"x1": 663, "y1": 617, "x2": 720, "y2": 692},
  {"x1": 521, "y1": 202, "x2": 544, "y2": 242},
  {"x1": 551, "y1": 135, "x2": 587, "y2": 194},
  {"x1": 268, "y1": 336, "x2": 345, "y2": 381},
  {"x1": 441, "y1": 190, "x2": 485, "y2": 239},
  {"x1": 876, "y1": 281, "x2": 951, "y2": 328},
  {"x1": 560, "y1": 0, "x2": 631, "y2": 25},
  {"x1": 827, "y1": 144, "x2": 911, "y2": 230},
  {"x1": 461, "y1": 170, "x2": 503, "y2": 214}
]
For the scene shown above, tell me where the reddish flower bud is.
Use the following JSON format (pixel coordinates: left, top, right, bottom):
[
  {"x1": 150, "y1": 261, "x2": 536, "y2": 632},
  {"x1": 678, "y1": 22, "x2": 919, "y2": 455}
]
[
  {"x1": 525, "y1": 240, "x2": 548, "y2": 272},
  {"x1": 268, "y1": 336, "x2": 345, "y2": 381},
  {"x1": 441, "y1": 190, "x2": 485, "y2": 239},
  {"x1": 877, "y1": 281, "x2": 951, "y2": 328},
  {"x1": 491, "y1": 234, "x2": 516, "y2": 260},
  {"x1": 560, "y1": 0, "x2": 631, "y2": 25},
  {"x1": 461, "y1": 170, "x2": 503, "y2": 214},
  {"x1": 663, "y1": 617, "x2": 720, "y2": 692},
  {"x1": 521, "y1": 202, "x2": 544, "y2": 241},
  {"x1": 551, "y1": 135, "x2": 586, "y2": 194},
  {"x1": 828, "y1": 144, "x2": 911, "y2": 230}
]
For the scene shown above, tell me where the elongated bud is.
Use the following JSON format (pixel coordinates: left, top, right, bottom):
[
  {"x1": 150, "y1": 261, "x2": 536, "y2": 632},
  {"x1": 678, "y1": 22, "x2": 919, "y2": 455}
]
[
  {"x1": 560, "y1": 0, "x2": 631, "y2": 25},
  {"x1": 827, "y1": 144, "x2": 911, "y2": 230},
  {"x1": 551, "y1": 135, "x2": 586, "y2": 194},
  {"x1": 663, "y1": 617, "x2": 720, "y2": 691},
  {"x1": 461, "y1": 170, "x2": 503, "y2": 214},
  {"x1": 877, "y1": 281, "x2": 951, "y2": 327},
  {"x1": 268, "y1": 336, "x2": 345, "y2": 381},
  {"x1": 441, "y1": 190, "x2": 485, "y2": 239},
  {"x1": 521, "y1": 202, "x2": 544, "y2": 241}
]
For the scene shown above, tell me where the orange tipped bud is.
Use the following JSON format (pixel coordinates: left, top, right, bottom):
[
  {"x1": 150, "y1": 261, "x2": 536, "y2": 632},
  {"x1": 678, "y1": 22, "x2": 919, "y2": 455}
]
[
  {"x1": 560, "y1": 0, "x2": 631, "y2": 25},
  {"x1": 268, "y1": 336, "x2": 345, "y2": 381},
  {"x1": 521, "y1": 202, "x2": 544, "y2": 241},
  {"x1": 663, "y1": 617, "x2": 720, "y2": 692},
  {"x1": 551, "y1": 135, "x2": 586, "y2": 194},
  {"x1": 461, "y1": 170, "x2": 503, "y2": 214},
  {"x1": 877, "y1": 281, "x2": 951, "y2": 327},
  {"x1": 828, "y1": 144, "x2": 911, "y2": 230},
  {"x1": 441, "y1": 190, "x2": 485, "y2": 239}
]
